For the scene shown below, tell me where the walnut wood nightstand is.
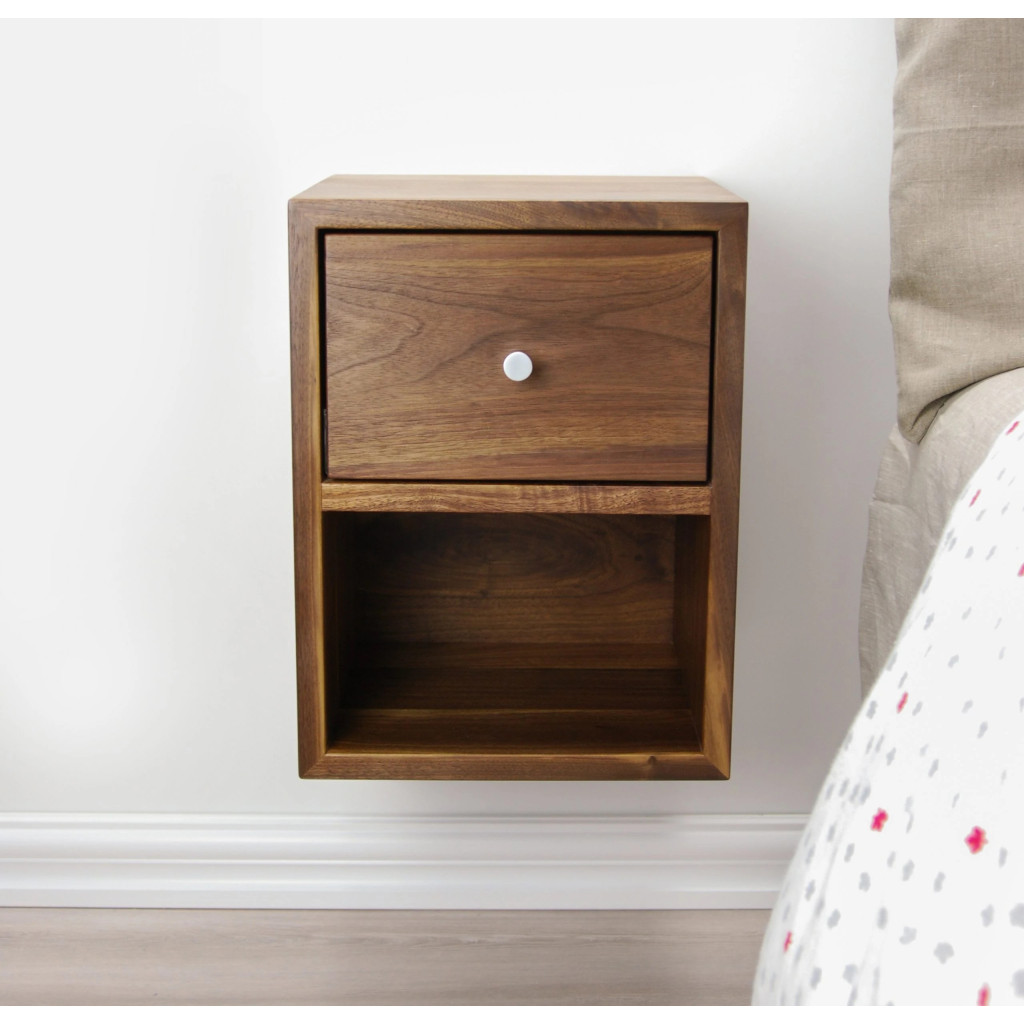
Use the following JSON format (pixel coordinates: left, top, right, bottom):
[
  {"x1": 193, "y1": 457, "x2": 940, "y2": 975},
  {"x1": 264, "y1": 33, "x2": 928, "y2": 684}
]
[{"x1": 289, "y1": 176, "x2": 746, "y2": 780}]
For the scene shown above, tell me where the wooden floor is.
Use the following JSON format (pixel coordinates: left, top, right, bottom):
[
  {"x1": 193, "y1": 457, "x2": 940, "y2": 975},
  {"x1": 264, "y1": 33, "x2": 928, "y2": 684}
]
[{"x1": 0, "y1": 908, "x2": 769, "y2": 1005}]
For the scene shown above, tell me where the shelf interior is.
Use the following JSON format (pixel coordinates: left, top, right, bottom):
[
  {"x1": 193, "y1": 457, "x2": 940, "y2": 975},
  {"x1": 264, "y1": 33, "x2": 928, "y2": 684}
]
[{"x1": 321, "y1": 511, "x2": 709, "y2": 764}]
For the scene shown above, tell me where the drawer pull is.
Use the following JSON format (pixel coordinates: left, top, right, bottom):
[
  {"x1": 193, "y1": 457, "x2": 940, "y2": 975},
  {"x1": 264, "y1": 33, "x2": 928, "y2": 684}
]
[{"x1": 502, "y1": 351, "x2": 533, "y2": 382}]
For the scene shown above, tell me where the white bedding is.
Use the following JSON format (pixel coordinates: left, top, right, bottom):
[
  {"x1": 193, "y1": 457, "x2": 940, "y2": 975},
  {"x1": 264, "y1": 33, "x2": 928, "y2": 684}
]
[{"x1": 753, "y1": 413, "x2": 1024, "y2": 1005}]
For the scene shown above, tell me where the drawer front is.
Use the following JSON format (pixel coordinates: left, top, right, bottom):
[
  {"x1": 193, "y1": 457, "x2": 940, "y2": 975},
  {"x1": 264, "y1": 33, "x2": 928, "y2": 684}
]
[{"x1": 323, "y1": 232, "x2": 713, "y2": 481}]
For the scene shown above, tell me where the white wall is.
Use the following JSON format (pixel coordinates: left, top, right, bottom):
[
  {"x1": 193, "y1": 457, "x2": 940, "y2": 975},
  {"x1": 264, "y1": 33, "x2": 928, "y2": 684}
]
[{"x1": 0, "y1": 19, "x2": 896, "y2": 820}]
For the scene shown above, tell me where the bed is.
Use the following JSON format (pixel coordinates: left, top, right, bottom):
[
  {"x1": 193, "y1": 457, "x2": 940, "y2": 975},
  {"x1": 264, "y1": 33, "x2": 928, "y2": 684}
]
[{"x1": 753, "y1": 19, "x2": 1024, "y2": 1005}]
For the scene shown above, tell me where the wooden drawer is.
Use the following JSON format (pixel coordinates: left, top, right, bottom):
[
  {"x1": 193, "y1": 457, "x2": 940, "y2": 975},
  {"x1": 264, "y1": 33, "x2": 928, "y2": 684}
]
[{"x1": 323, "y1": 232, "x2": 713, "y2": 481}]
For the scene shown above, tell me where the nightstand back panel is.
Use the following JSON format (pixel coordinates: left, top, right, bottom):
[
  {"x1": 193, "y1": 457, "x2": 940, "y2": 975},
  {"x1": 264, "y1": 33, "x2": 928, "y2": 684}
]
[{"x1": 350, "y1": 512, "x2": 677, "y2": 647}]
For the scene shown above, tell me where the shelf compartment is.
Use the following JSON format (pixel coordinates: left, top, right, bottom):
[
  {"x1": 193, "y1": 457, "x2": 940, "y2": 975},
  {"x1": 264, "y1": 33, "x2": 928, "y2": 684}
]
[{"x1": 309, "y1": 510, "x2": 716, "y2": 780}]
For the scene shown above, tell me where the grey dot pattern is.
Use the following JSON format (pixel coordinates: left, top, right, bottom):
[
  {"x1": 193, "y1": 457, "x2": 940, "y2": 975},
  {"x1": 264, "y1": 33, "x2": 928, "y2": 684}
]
[{"x1": 752, "y1": 416, "x2": 1024, "y2": 1006}]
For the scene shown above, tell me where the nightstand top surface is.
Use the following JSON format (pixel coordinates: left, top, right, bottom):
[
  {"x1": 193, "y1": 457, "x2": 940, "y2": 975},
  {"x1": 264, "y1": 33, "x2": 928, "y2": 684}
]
[{"x1": 291, "y1": 174, "x2": 745, "y2": 205}]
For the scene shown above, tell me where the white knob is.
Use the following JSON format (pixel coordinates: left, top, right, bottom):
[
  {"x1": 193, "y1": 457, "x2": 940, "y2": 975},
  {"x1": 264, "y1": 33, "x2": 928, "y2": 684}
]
[{"x1": 503, "y1": 351, "x2": 533, "y2": 382}]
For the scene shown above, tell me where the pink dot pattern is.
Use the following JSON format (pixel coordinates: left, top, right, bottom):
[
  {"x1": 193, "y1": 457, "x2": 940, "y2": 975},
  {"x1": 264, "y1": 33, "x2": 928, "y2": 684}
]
[{"x1": 753, "y1": 414, "x2": 1024, "y2": 1005}]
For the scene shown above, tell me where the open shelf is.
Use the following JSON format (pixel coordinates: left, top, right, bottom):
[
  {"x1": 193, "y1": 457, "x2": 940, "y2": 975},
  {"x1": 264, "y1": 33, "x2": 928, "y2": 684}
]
[{"x1": 305, "y1": 510, "x2": 718, "y2": 780}]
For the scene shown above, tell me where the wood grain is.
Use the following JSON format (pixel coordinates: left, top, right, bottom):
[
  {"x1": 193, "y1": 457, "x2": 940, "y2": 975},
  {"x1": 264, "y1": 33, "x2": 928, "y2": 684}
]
[
  {"x1": 339, "y1": 666, "x2": 686, "y2": 710},
  {"x1": 318, "y1": 712, "x2": 711, "y2": 781},
  {"x1": 321, "y1": 511, "x2": 705, "y2": 780},
  {"x1": 289, "y1": 176, "x2": 747, "y2": 781},
  {"x1": 288, "y1": 202, "x2": 327, "y2": 775},
  {"x1": 320, "y1": 513, "x2": 353, "y2": 744},
  {"x1": 329, "y1": 709, "x2": 698, "y2": 754},
  {"x1": 324, "y1": 232, "x2": 712, "y2": 481},
  {"x1": 354, "y1": 641, "x2": 680, "y2": 670},
  {"x1": 674, "y1": 516, "x2": 711, "y2": 741},
  {"x1": 295, "y1": 174, "x2": 746, "y2": 203},
  {"x1": 291, "y1": 174, "x2": 745, "y2": 232},
  {"x1": 0, "y1": 907, "x2": 770, "y2": 1005},
  {"x1": 698, "y1": 209, "x2": 748, "y2": 778},
  {"x1": 350, "y1": 513, "x2": 676, "y2": 646},
  {"x1": 321, "y1": 481, "x2": 711, "y2": 515}
]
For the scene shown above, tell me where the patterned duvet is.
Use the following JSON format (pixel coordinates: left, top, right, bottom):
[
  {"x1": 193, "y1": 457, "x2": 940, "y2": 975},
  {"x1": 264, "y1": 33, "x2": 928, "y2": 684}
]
[{"x1": 753, "y1": 414, "x2": 1024, "y2": 1005}]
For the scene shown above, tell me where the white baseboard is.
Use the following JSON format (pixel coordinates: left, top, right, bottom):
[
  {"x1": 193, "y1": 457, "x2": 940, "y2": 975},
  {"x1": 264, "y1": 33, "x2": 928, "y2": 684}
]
[{"x1": 0, "y1": 812, "x2": 805, "y2": 910}]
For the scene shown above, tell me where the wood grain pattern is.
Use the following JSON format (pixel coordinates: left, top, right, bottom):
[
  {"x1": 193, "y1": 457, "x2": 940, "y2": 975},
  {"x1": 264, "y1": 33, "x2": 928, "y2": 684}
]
[
  {"x1": 321, "y1": 481, "x2": 711, "y2": 515},
  {"x1": 288, "y1": 202, "x2": 327, "y2": 775},
  {"x1": 354, "y1": 641, "x2": 680, "y2": 670},
  {"x1": 291, "y1": 174, "x2": 745, "y2": 232},
  {"x1": 321, "y1": 513, "x2": 354, "y2": 745},
  {"x1": 698, "y1": 210, "x2": 748, "y2": 778},
  {"x1": 318, "y1": 712, "x2": 710, "y2": 781},
  {"x1": 330, "y1": 709, "x2": 698, "y2": 754},
  {"x1": 319, "y1": 511, "x2": 707, "y2": 780},
  {"x1": 674, "y1": 516, "x2": 711, "y2": 741},
  {"x1": 350, "y1": 513, "x2": 676, "y2": 647},
  {"x1": 0, "y1": 907, "x2": 770, "y2": 1005},
  {"x1": 289, "y1": 176, "x2": 747, "y2": 781},
  {"x1": 339, "y1": 666, "x2": 685, "y2": 710},
  {"x1": 324, "y1": 232, "x2": 712, "y2": 481},
  {"x1": 295, "y1": 174, "x2": 745, "y2": 203}
]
